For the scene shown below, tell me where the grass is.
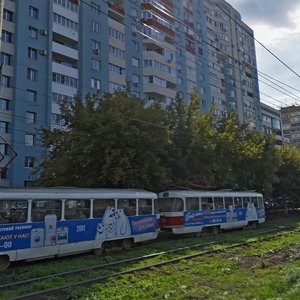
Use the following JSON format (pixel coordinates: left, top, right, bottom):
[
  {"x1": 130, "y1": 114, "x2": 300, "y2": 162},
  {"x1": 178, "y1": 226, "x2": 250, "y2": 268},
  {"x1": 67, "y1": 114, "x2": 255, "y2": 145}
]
[
  {"x1": 68, "y1": 240, "x2": 300, "y2": 300},
  {"x1": 0, "y1": 214, "x2": 299, "y2": 299}
]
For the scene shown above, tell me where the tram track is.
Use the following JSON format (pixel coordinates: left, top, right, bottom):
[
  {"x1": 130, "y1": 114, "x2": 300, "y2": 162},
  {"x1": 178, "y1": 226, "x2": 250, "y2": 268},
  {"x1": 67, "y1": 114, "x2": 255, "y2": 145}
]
[{"x1": 4, "y1": 226, "x2": 299, "y2": 300}]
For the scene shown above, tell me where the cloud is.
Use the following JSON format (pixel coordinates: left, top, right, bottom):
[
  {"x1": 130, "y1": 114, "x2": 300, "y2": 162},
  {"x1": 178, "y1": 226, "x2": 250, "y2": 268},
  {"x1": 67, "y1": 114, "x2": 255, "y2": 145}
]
[{"x1": 227, "y1": 0, "x2": 300, "y2": 28}]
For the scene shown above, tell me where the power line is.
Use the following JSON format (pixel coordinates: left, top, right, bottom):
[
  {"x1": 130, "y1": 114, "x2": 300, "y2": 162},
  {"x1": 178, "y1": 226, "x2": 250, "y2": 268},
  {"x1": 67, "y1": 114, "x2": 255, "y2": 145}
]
[{"x1": 216, "y1": 3, "x2": 300, "y2": 80}]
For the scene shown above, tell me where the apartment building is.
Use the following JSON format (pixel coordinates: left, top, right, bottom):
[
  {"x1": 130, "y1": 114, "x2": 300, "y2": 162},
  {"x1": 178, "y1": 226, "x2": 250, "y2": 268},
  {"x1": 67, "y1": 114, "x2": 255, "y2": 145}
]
[
  {"x1": 261, "y1": 102, "x2": 283, "y2": 147},
  {"x1": 0, "y1": 0, "x2": 261, "y2": 187},
  {"x1": 281, "y1": 105, "x2": 300, "y2": 149}
]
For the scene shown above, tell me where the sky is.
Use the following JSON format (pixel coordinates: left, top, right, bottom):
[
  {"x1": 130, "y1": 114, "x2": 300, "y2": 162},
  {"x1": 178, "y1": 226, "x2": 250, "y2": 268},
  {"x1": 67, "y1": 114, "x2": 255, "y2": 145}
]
[{"x1": 225, "y1": 0, "x2": 300, "y2": 109}]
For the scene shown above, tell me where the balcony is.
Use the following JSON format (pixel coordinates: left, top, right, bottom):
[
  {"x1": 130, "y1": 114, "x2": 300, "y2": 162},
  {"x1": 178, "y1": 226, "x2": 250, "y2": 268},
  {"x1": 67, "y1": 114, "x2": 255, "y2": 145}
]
[
  {"x1": 108, "y1": 2, "x2": 125, "y2": 23},
  {"x1": 52, "y1": 61, "x2": 78, "y2": 78},
  {"x1": 52, "y1": 41, "x2": 78, "y2": 60},
  {"x1": 53, "y1": 23, "x2": 78, "y2": 42}
]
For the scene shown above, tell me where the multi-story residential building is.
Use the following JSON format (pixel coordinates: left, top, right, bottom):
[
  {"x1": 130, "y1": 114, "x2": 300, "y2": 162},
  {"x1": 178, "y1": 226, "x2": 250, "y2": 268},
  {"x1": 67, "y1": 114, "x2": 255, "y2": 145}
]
[
  {"x1": 0, "y1": 0, "x2": 261, "y2": 187},
  {"x1": 281, "y1": 105, "x2": 300, "y2": 149},
  {"x1": 261, "y1": 102, "x2": 283, "y2": 147}
]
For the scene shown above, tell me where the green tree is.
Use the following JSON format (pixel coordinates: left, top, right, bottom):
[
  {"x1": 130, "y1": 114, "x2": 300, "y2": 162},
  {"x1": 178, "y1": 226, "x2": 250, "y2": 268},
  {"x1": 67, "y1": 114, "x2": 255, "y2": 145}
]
[
  {"x1": 213, "y1": 112, "x2": 278, "y2": 195},
  {"x1": 273, "y1": 145, "x2": 300, "y2": 211},
  {"x1": 166, "y1": 90, "x2": 216, "y2": 188},
  {"x1": 36, "y1": 91, "x2": 171, "y2": 191}
]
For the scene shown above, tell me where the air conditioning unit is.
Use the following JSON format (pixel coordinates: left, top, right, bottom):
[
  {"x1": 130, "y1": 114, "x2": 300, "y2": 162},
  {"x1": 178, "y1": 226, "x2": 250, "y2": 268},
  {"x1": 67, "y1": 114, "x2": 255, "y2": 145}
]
[
  {"x1": 39, "y1": 49, "x2": 48, "y2": 56},
  {"x1": 93, "y1": 48, "x2": 100, "y2": 54},
  {"x1": 39, "y1": 29, "x2": 48, "y2": 36}
]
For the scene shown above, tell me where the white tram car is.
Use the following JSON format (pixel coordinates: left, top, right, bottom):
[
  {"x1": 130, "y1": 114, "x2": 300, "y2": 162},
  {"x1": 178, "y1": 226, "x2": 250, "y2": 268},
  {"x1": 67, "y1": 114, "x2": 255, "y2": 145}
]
[
  {"x1": 158, "y1": 190, "x2": 265, "y2": 234},
  {"x1": 0, "y1": 188, "x2": 159, "y2": 271}
]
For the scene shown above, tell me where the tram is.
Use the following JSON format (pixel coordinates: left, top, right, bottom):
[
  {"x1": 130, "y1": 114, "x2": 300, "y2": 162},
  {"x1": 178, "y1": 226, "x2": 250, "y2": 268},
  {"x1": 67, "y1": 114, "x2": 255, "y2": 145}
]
[
  {"x1": 0, "y1": 187, "x2": 159, "y2": 271},
  {"x1": 158, "y1": 190, "x2": 265, "y2": 234}
]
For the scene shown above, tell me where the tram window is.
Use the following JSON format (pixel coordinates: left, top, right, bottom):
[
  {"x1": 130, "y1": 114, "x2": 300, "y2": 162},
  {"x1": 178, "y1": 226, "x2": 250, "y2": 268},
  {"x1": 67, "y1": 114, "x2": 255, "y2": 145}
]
[
  {"x1": 186, "y1": 197, "x2": 199, "y2": 211},
  {"x1": 251, "y1": 197, "x2": 258, "y2": 207},
  {"x1": 234, "y1": 197, "x2": 243, "y2": 208},
  {"x1": 93, "y1": 199, "x2": 115, "y2": 218},
  {"x1": 158, "y1": 198, "x2": 183, "y2": 212},
  {"x1": 258, "y1": 197, "x2": 264, "y2": 208},
  {"x1": 224, "y1": 197, "x2": 233, "y2": 209},
  {"x1": 138, "y1": 199, "x2": 152, "y2": 215},
  {"x1": 0, "y1": 200, "x2": 28, "y2": 224},
  {"x1": 201, "y1": 197, "x2": 213, "y2": 210},
  {"x1": 117, "y1": 199, "x2": 136, "y2": 216},
  {"x1": 65, "y1": 199, "x2": 90, "y2": 220},
  {"x1": 243, "y1": 197, "x2": 250, "y2": 208},
  {"x1": 32, "y1": 200, "x2": 61, "y2": 222},
  {"x1": 214, "y1": 197, "x2": 224, "y2": 209}
]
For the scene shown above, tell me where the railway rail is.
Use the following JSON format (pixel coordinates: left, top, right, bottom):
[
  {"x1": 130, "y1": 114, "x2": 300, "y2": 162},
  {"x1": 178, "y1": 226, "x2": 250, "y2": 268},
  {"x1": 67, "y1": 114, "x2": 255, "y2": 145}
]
[{"x1": 4, "y1": 226, "x2": 299, "y2": 300}]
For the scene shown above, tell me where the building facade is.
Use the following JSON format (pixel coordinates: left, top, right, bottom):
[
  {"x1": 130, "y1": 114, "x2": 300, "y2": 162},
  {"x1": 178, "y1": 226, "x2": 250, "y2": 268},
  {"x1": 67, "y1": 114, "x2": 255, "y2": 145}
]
[
  {"x1": 261, "y1": 102, "x2": 283, "y2": 147},
  {"x1": 281, "y1": 105, "x2": 300, "y2": 148},
  {"x1": 0, "y1": 0, "x2": 261, "y2": 187}
]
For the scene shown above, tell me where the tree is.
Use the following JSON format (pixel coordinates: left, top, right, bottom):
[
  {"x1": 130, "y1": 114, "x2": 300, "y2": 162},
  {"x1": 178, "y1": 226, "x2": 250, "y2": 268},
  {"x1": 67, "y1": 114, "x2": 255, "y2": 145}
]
[
  {"x1": 36, "y1": 91, "x2": 171, "y2": 191},
  {"x1": 273, "y1": 145, "x2": 300, "y2": 211},
  {"x1": 213, "y1": 111, "x2": 278, "y2": 194},
  {"x1": 165, "y1": 90, "x2": 217, "y2": 188}
]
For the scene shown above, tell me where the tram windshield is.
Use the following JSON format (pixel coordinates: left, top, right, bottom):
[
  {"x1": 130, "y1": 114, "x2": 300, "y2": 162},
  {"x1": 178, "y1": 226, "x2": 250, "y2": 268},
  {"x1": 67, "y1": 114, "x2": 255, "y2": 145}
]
[
  {"x1": 158, "y1": 197, "x2": 183, "y2": 212},
  {"x1": 0, "y1": 200, "x2": 28, "y2": 224}
]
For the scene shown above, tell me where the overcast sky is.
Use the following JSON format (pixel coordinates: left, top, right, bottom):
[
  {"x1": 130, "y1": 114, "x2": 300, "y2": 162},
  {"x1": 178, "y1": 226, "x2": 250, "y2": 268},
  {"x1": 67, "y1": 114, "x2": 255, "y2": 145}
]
[{"x1": 225, "y1": 0, "x2": 300, "y2": 108}]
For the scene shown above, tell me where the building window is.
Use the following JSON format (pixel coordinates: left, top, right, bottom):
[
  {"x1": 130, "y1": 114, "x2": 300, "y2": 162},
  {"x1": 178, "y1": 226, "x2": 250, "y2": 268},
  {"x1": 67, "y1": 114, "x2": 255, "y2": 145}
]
[
  {"x1": 91, "y1": 58, "x2": 101, "y2": 70},
  {"x1": 25, "y1": 134, "x2": 35, "y2": 146},
  {"x1": 132, "y1": 74, "x2": 140, "y2": 87},
  {"x1": 28, "y1": 47, "x2": 38, "y2": 59},
  {"x1": 52, "y1": 92, "x2": 73, "y2": 104},
  {"x1": 0, "y1": 99, "x2": 9, "y2": 110},
  {"x1": 109, "y1": 46, "x2": 125, "y2": 58},
  {"x1": 52, "y1": 73, "x2": 78, "y2": 88},
  {"x1": 91, "y1": 78, "x2": 101, "y2": 89},
  {"x1": 1, "y1": 30, "x2": 12, "y2": 43},
  {"x1": 132, "y1": 40, "x2": 139, "y2": 51},
  {"x1": 109, "y1": 27, "x2": 125, "y2": 41},
  {"x1": 3, "y1": 9, "x2": 13, "y2": 22},
  {"x1": 26, "y1": 111, "x2": 36, "y2": 124},
  {"x1": 0, "y1": 121, "x2": 9, "y2": 133},
  {"x1": 51, "y1": 113, "x2": 65, "y2": 126},
  {"x1": 27, "y1": 90, "x2": 37, "y2": 102},
  {"x1": 92, "y1": 20, "x2": 101, "y2": 33},
  {"x1": 53, "y1": 13, "x2": 78, "y2": 31},
  {"x1": 25, "y1": 156, "x2": 35, "y2": 168},
  {"x1": 109, "y1": 64, "x2": 126, "y2": 75},
  {"x1": 29, "y1": 6, "x2": 38, "y2": 19},
  {"x1": 27, "y1": 68, "x2": 37, "y2": 81},
  {"x1": 54, "y1": 0, "x2": 79, "y2": 12},
  {"x1": 1, "y1": 75, "x2": 10, "y2": 87},
  {"x1": 132, "y1": 57, "x2": 139, "y2": 67},
  {"x1": 109, "y1": 82, "x2": 125, "y2": 93},
  {"x1": 0, "y1": 52, "x2": 11, "y2": 65},
  {"x1": 28, "y1": 26, "x2": 38, "y2": 39},
  {"x1": 91, "y1": 2, "x2": 101, "y2": 14}
]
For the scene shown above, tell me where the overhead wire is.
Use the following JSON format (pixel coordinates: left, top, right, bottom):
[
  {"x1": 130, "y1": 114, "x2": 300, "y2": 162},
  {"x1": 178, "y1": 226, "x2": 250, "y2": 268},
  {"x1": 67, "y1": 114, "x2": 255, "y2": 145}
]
[
  {"x1": 216, "y1": 3, "x2": 300, "y2": 80},
  {"x1": 1, "y1": 0, "x2": 290, "y2": 143}
]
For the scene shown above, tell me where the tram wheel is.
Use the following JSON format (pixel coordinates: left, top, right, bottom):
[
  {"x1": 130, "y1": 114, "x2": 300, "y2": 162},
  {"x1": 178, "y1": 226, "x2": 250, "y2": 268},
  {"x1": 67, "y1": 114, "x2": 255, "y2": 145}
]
[
  {"x1": 212, "y1": 226, "x2": 221, "y2": 235},
  {"x1": 248, "y1": 221, "x2": 258, "y2": 229},
  {"x1": 122, "y1": 238, "x2": 134, "y2": 250},
  {"x1": 93, "y1": 245, "x2": 105, "y2": 255},
  {"x1": 0, "y1": 256, "x2": 10, "y2": 271}
]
